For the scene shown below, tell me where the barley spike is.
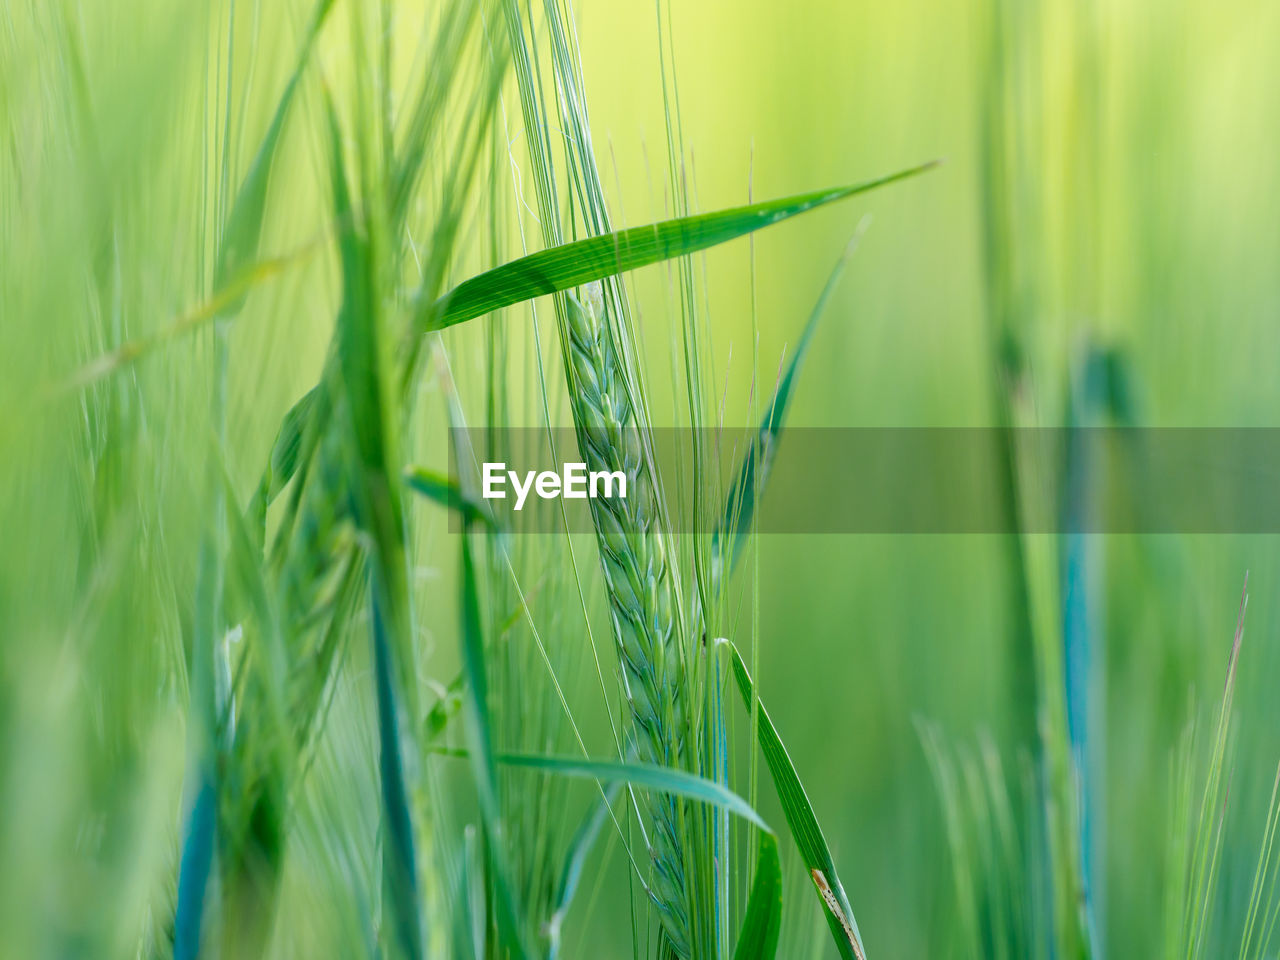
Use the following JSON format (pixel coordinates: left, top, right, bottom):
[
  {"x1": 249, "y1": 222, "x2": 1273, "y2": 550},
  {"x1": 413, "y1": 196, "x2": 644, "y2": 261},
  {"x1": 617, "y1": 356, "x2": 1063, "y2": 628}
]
[{"x1": 564, "y1": 281, "x2": 691, "y2": 957}]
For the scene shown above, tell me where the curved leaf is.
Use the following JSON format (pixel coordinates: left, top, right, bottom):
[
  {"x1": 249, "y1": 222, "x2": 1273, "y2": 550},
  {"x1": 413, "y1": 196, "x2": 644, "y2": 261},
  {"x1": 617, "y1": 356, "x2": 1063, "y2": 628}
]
[
  {"x1": 427, "y1": 161, "x2": 938, "y2": 331},
  {"x1": 431, "y1": 748, "x2": 768, "y2": 831},
  {"x1": 717, "y1": 224, "x2": 868, "y2": 575},
  {"x1": 404, "y1": 465, "x2": 500, "y2": 533},
  {"x1": 548, "y1": 779, "x2": 624, "y2": 959},
  {"x1": 720, "y1": 639, "x2": 868, "y2": 960},
  {"x1": 733, "y1": 832, "x2": 783, "y2": 960},
  {"x1": 496, "y1": 753, "x2": 767, "y2": 831}
]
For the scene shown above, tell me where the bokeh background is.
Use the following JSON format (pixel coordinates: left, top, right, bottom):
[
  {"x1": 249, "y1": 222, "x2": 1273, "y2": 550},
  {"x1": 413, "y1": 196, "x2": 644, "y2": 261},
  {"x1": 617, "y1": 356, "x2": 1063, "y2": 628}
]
[
  {"x1": 4, "y1": 0, "x2": 1280, "y2": 956},
  {"x1": 580, "y1": 2, "x2": 1280, "y2": 954}
]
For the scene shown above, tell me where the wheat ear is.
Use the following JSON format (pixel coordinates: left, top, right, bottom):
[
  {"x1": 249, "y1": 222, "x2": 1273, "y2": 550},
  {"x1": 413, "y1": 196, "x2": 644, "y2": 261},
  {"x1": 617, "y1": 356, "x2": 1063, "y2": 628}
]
[{"x1": 564, "y1": 282, "x2": 691, "y2": 956}]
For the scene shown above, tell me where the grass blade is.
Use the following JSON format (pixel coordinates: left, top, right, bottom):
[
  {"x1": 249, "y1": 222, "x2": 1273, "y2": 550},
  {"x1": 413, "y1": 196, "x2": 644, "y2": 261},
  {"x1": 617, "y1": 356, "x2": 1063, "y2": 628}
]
[
  {"x1": 451, "y1": 828, "x2": 486, "y2": 960},
  {"x1": 457, "y1": 526, "x2": 534, "y2": 960},
  {"x1": 427, "y1": 162, "x2": 938, "y2": 330},
  {"x1": 492, "y1": 753, "x2": 767, "y2": 831},
  {"x1": 173, "y1": 774, "x2": 217, "y2": 960},
  {"x1": 173, "y1": 521, "x2": 224, "y2": 960},
  {"x1": 403, "y1": 465, "x2": 500, "y2": 534},
  {"x1": 547, "y1": 780, "x2": 624, "y2": 959},
  {"x1": 371, "y1": 600, "x2": 422, "y2": 960},
  {"x1": 430, "y1": 745, "x2": 768, "y2": 830},
  {"x1": 248, "y1": 385, "x2": 322, "y2": 544},
  {"x1": 458, "y1": 529, "x2": 499, "y2": 819},
  {"x1": 1060, "y1": 344, "x2": 1124, "y2": 958},
  {"x1": 732, "y1": 832, "x2": 784, "y2": 960},
  {"x1": 322, "y1": 83, "x2": 424, "y2": 960},
  {"x1": 716, "y1": 225, "x2": 867, "y2": 574},
  {"x1": 54, "y1": 244, "x2": 321, "y2": 396},
  {"x1": 719, "y1": 638, "x2": 868, "y2": 960},
  {"x1": 212, "y1": 0, "x2": 335, "y2": 296}
]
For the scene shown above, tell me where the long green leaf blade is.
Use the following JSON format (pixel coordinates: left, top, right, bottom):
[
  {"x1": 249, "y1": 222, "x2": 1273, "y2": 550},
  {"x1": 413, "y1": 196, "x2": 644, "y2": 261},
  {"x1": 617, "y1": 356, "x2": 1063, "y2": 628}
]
[
  {"x1": 428, "y1": 161, "x2": 938, "y2": 330},
  {"x1": 720, "y1": 639, "x2": 868, "y2": 960},
  {"x1": 457, "y1": 529, "x2": 533, "y2": 960},
  {"x1": 323, "y1": 86, "x2": 423, "y2": 960},
  {"x1": 495, "y1": 753, "x2": 767, "y2": 831},
  {"x1": 431, "y1": 748, "x2": 768, "y2": 831}
]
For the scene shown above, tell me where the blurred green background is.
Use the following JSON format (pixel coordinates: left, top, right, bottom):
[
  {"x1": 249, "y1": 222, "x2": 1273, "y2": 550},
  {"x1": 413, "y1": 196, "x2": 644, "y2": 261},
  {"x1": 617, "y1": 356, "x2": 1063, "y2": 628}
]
[
  {"x1": 581, "y1": 2, "x2": 1280, "y2": 953},
  {"x1": 4, "y1": 0, "x2": 1280, "y2": 956}
]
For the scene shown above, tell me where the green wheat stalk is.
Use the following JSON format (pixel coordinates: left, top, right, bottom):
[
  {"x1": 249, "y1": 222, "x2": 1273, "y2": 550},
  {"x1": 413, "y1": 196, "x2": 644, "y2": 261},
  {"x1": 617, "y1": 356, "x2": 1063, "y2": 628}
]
[{"x1": 563, "y1": 280, "x2": 693, "y2": 954}]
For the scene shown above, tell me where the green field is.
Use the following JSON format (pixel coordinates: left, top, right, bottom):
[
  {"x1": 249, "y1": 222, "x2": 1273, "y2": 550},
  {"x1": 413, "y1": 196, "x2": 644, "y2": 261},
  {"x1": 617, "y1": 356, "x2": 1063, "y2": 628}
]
[{"x1": 4, "y1": 1, "x2": 1280, "y2": 957}]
